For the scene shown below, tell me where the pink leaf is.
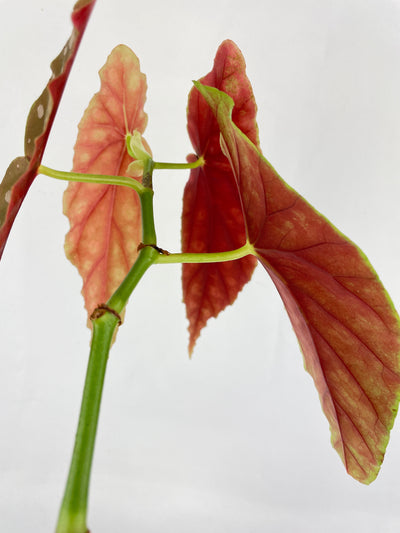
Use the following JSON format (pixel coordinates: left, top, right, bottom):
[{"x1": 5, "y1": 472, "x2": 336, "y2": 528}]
[
  {"x1": 64, "y1": 45, "x2": 148, "y2": 315},
  {"x1": 182, "y1": 40, "x2": 258, "y2": 354},
  {"x1": 195, "y1": 82, "x2": 400, "y2": 483}
]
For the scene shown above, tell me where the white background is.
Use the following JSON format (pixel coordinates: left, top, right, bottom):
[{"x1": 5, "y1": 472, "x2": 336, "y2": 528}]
[{"x1": 1, "y1": 0, "x2": 400, "y2": 531}]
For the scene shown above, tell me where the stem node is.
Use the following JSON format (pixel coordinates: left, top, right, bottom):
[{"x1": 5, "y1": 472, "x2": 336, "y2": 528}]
[
  {"x1": 90, "y1": 304, "x2": 123, "y2": 326},
  {"x1": 137, "y1": 242, "x2": 170, "y2": 255}
]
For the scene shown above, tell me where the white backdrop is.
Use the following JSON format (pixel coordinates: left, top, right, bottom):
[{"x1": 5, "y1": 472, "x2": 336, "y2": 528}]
[{"x1": 1, "y1": 1, "x2": 400, "y2": 531}]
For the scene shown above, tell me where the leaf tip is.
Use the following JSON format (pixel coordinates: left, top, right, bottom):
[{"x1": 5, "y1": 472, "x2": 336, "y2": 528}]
[{"x1": 188, "y1": 334, "x2": 196, "y2": 358}]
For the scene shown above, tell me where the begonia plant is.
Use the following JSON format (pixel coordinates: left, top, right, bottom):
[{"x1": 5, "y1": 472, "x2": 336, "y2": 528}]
[{"x1": 1, "y1": 2, "x2": 400, "y2": 532}]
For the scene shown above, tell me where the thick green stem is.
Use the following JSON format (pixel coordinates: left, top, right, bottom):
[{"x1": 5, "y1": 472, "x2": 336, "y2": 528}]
[
  {"x1": 141, "y1": 157, "x2": 155, "y2": 190},
  {"x1": 47, "y1": 156, "x2": 253, "y2": 533},
  {"x1": 55, "y1": 159, "x2": 159, "y2": 533},
  {"x1": 140, "y1": 191, "x2": 157, "y2": 244},
  {"x1": 56, "y1": 313, "x2": 119, "y2": 533},
  {"x1": 56, "y1": 250, "x2": 158, "y2": 533},
  {"x1": 107, "y1": 245, "x2": 159, "y2": 314},
  {"x1": 107, "y1": 182, "x2": 159, "y2": 313}
]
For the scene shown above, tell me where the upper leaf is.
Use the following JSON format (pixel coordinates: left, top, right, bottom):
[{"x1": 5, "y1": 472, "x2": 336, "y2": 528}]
[
  {"x1": 195, "y1": 82, "x2": 400, "y2": 483},
  {"x1": 182, "y1": 40, "x2": 258, "y2": 354},
  {"x1": 0, "y1": 0, "x2": 96, "y2": 260},
  {"x1": 64, "y1": 45, "x2": 148, "y2": 316}
]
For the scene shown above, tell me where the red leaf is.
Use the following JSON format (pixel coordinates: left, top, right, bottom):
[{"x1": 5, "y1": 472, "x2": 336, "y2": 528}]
[
  {"x1": 0, "y1": 0, "x2": 96, "y2": 260},
  {"x1": 195, "y1": 83, "x2": 400, "y2": 483},
  {"x1": 182, "y1": 40, "x2": 258, "y2": 354},
  {"x1": 64, "y1": 45, "x2": 148, "y2": 315}
]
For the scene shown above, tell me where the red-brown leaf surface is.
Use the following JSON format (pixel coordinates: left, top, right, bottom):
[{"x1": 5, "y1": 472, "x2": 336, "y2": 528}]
[
  {"x1": 0, "y1": 0, "x2": 96, "y2": 260},
  {"x1": 195, "y1": 82, "x2": 400, "y2": 483},
  {"x1": 182, "y1": 40, "x2": 258, "y2": 354},
  {"x1": 64, "y1": 45, "x2": 148, "y2": 315}
]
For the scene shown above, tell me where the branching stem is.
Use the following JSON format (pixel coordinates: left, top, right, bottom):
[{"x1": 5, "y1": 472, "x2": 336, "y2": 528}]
[
  {"x1": 46, "y1": 157, "x2": 254, "y2": 533},
  {"x1": 53, "y1": 160, "x2": 158, "y2": 533}
]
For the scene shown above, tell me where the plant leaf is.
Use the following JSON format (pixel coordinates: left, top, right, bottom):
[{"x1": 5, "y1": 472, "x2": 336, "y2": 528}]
[
  {"x1": 64, "y1": 45, "x2": 148, "y2": 316},
  {"x1": 194, "y1": 82, "x2": 400, "y2": 483},
  {"x1": 0, "y1": 0, "x2": 96, "y2": 260},
  {"x1": 182, "y1": 40, "x2": 258, "y2": 354}
]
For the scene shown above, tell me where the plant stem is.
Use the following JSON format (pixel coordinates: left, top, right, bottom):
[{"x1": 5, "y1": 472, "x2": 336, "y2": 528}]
[
  {"x1": 153, "y1": 156, "x2": 204, "y2": 170},
  {"x1": 38, "y1": 165, "x2": 146, "y2": 195},
  {"x1": 155, "y1": 242, "x2": 255, "y2": 264},
  {"x1": 56, "y1": 251, "x2": 159, "y2": 533},
  {"x1": 56, "y1": 313, "x2": 119, "y2": 533},
  {"x1": 140, "y1": 190, "x2": 157, "y2": 244},
  {"x1": 107, "y1": 245, "x2": 159, "y2": 314},
  {"x1": 49, "y1": 155, "x2": 252, "y2": 532},
  {"x1": 55, "y1": 159, "x2": 159, "y2": 533},
  {"x1": 107, "y1": 173, "x2": 159, "y2": 313}
]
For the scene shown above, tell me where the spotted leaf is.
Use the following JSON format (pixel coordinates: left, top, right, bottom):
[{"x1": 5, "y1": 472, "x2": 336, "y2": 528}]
[{"x1": 0, "y1": 0, "x2": 96, "y2": 259}]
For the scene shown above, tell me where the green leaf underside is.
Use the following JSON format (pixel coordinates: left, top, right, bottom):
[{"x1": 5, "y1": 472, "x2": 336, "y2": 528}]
[
  {"x1": 183, "y1": 40, "x2": 258, "y2": 354},
  {"x1": 0, "y1": 0, "x2": 96, "y2": 260},
  {"x1": 195, "y1": 82, "x2": 400, "y2": 483},
  {"x1": 64, "y1": 45, "x2": 148, "y2": 316}
]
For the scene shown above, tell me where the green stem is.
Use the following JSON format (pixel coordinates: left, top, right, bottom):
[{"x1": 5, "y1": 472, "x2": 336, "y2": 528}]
[
  {"x1": 50, "y1": 155, "x2": 253, "y2": 532},
  {"x1": 153, "y1": 156, "x2": 204, "y2": 171},
  {"x1": 155, "y1": 242, "x2": 255, "y2": 264},
  {"x1": 140, "y1": 190, "x2": 157, "y2": 244},
  {"x1": 56, "y1": 313, "x2": 119, "y2": 533},
  {"x1": 56, "y1": 249, "x2": 159, "y2": 532},
  {"x1": 141, "y1": 157, "x2": 155, "y2": 193},
  {"x1": 107, "y1": 173, "x2": 159, "y2": 313},
  {"x1": 107, "y1": 246, "x2": 159, "y2": 314},
  {"x1": 55, "y1": 159, "x2": 159, "y2": 533},
  {"x1": 38, "y1": 165, "x2": 147, "y2": 195}
]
